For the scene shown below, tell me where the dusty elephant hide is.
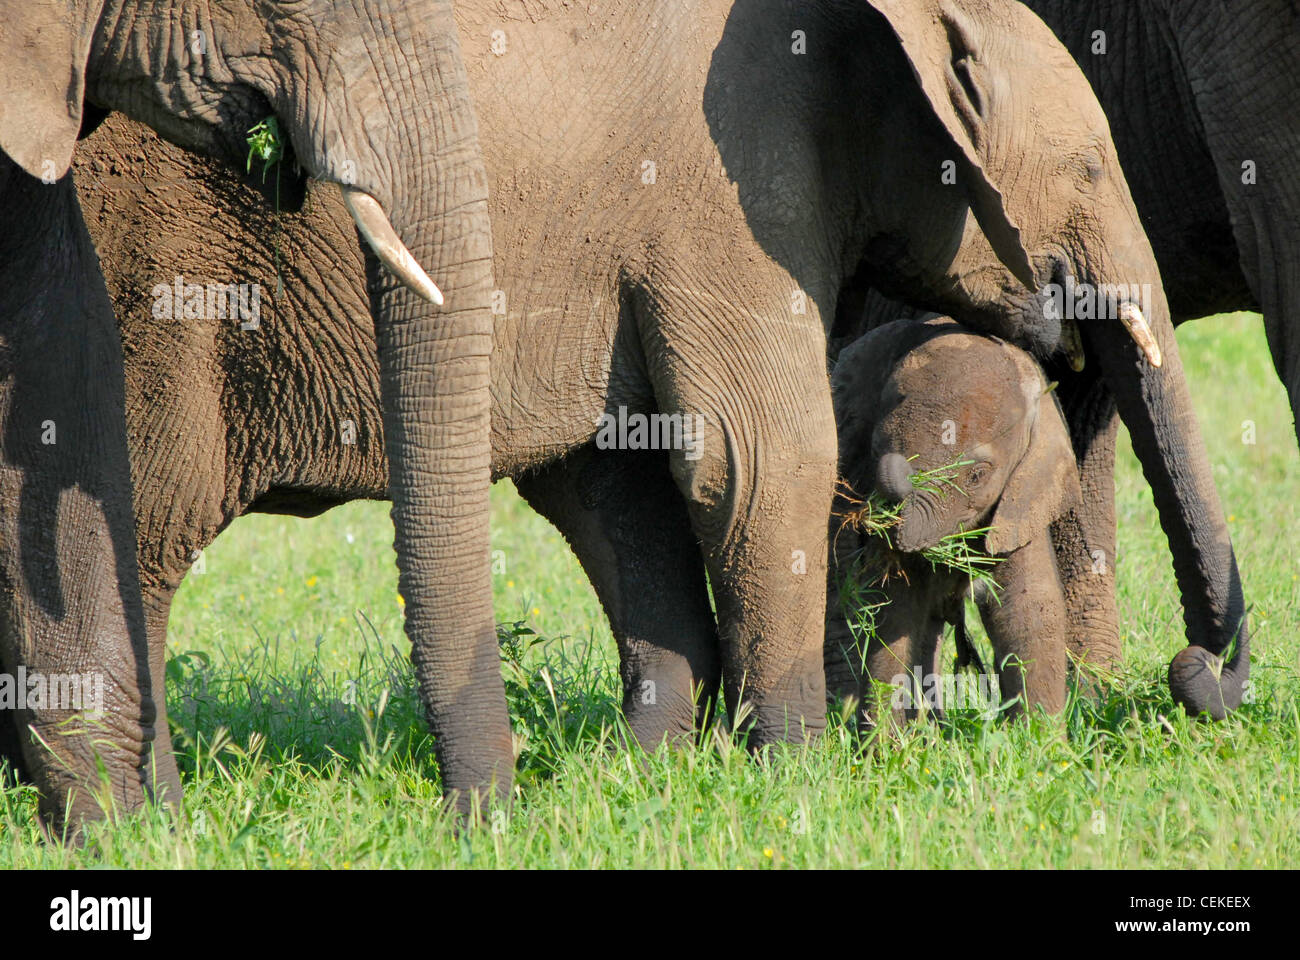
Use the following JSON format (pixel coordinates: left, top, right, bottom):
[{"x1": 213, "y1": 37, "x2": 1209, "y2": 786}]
[{"x1": 0, "y1": 0, "x2": 498, "y2": 834}]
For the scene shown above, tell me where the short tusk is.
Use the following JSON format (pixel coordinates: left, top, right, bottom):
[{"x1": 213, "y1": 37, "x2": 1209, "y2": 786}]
[
  {"x1": 1061, "y1": 319, "x2": 1085, "y2": 372},
  {"x1": 340, "y1": 185, "x2": 443, "y2": 306},
  {"x1": 1119, "y1": 301, "x2": 1162, "y2": 368}
]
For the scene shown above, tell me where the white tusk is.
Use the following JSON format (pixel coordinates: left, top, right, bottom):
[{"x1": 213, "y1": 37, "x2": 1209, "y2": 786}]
[
  {"x1": 1118, "y1": 302, "x2": 1162, "y2": 368},
  {"x1": 340, "y1": 185, "x2": 444, "y2": 306},
  {"x1": 1061, "y1": 319, "x2": 1085, "y2": 372}
]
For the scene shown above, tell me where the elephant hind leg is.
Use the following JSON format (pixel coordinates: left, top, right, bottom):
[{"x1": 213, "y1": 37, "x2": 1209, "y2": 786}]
[
  {"x1": 636, "y1": 271, "x2": 838, "y2": 749},
  {"x1": 515, "y1": 445, "x2": 721, "y2": 749},
  {"x1": 139, "y1": 576, "x2": 184, "y2": 811},
  {"x1": 1260, "y1": 271, "x2": 1300, "y2": 453},
  {"x1": 0, "y1": 697, "x2": 26, "y2": 784}
]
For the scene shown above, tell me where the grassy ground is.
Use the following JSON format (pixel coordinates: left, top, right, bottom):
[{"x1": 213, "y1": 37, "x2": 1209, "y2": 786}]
[{"x1": 2, "y1": 314, "x2": 1297, "y2": 867}]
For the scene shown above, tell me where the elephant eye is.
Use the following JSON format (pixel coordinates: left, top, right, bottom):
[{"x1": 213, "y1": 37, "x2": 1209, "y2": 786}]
[
  {"x1": 1074, "y1": 144, "x2": 1107, "y2": 191},
  {"x1": 968, "y1": 462, "x2": 991, "y2": 486}
]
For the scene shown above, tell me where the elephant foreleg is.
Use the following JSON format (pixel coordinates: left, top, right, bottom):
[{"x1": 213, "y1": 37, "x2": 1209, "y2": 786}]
[
  {"x1": 1053, "y1": 372, "x2": 1122, "y2": 671},
  {"x1": 857, "y1": 585, "x2": 924, "y2": 730},
  {"x1": 825, "y1": 539, "x2": 866, "y2": 708},
  {"x1": 0, "y1": 169, "x2": 164, "y2": 835},
  {"x1": 979, "y1": 537, "x2": 1068, "y2": 716}
]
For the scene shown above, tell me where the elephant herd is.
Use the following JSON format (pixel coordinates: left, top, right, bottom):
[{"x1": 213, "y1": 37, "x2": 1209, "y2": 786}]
[{"x1": 0, "y1": 0, "x2": 1294, "y2": 836}]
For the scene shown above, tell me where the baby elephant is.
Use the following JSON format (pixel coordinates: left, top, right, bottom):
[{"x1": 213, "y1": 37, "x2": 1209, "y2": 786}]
[{"x1": 826, "y1": 316, "x2": 1083, "y2": 726}]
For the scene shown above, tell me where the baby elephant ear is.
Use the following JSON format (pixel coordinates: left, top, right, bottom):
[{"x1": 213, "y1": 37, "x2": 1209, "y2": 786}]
[
  {"x1": 0, "y1": 0, "x2": 105, "y2": 181},
  {"x1": 985, "y1": 388, "x2": 1081, "y2": 556},
  {"x1": 865, "y1": 0, "x2": 1037, "y2": 291}
]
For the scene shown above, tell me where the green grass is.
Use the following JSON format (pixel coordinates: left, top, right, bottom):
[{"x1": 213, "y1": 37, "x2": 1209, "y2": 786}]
[{"x1": 2, "y1": 314, "x2": 1298, "y2": 867}]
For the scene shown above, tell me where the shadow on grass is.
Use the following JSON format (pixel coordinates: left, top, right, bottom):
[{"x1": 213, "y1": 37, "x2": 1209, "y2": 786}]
[{"x1": 164, "y1": 617, "x2": 627, "y2": 792}]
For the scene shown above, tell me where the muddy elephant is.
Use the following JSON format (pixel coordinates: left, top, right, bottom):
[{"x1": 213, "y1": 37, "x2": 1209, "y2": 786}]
[
  {"x1": 51, "y1": 0, "x2": 1245, "y2": 805},
  {"x1": 826, "y1": 316, "x2": 1086, "y2": 725},
  {"x1": 0, "y1": 0, "x2": 496, "y2": 834}
]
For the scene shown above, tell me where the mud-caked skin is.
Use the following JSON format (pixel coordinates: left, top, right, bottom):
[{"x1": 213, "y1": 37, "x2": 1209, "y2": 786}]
[
  {"x1": 0, "y1": 0, "x2": 500, "y2": 835},
  {"x1": 51, "y1": 0, "x2": 1247, "y2": 813},
  {"x1": 825, "y1": 317, "x2": 1084, "y2": 725}
]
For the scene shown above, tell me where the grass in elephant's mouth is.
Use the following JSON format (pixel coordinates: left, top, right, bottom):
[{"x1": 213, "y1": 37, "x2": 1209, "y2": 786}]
[
  {"x1": 247, "y1": 116, "x2": 287, "y2": 296},
  {"x1": 834, "y1": 458, "x2": 1003, "y2": 644},
  {"x1": 246, "y1": 116, "x2": 284, "y2": 181},
  {"x1": 838, "y1": 458, "x2": 1003, "y2": 579}
]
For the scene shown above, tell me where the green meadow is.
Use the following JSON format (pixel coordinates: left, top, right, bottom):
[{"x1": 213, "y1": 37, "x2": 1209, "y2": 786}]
[{"x1": 3, "y1": 313, "x2": 1297, "y2": 868}]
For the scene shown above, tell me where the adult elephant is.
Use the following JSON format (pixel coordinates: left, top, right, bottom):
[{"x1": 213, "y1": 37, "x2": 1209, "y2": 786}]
[
  {"x1": 0, "y1": 0, "x2": 501, "y2": 834},
  {"x1": 850, "y1": 0, "x2": 1291, "y2": 713},
  {"x1": 1023, "y1": 0, "x2": 1298, "y2": 364},
  {"x1": 65, "y1": 0, "x2": 1243, "y2": 790}
]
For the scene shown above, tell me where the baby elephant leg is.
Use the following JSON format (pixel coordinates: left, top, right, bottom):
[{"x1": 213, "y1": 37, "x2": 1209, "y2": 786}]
[
  {"x1": 856, "y1": 578, "x2": 936, "y2": 730},
  {"x1": 825, "y1": 554, "x2": 864, "y2": 707},
  {"x1": 979, "y1": 537, "x2": 1068, "y2": 716}
]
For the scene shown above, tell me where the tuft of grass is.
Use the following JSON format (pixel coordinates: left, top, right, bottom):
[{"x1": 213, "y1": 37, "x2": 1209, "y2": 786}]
[
  {"x1": 245, "y1": 117, "x2": 284, "y2": 183},
  {"x1": 834, "y1": 457, "x2": 1004, "y2": 651},
  {"x1": 245, "y1": 116, "x2": 288, "y2": 296},
  {"x1": 837, "y1": 458, "x2": 1004, "y2": 585}
]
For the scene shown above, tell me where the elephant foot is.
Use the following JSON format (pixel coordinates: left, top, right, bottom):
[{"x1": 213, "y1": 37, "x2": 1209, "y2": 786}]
[
  {"x1": 1168, "y1": 644, "x2": 1247, "y2": 720},
  {"x1": 624, "y1": 676, "x2": 717, "y2": 751},
  {"x1": 735, "y1": 674, "x2": 829, "y2": 750}
]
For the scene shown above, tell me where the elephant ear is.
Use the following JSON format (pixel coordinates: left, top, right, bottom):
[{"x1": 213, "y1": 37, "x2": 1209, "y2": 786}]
[
  {"x1": 866, "y1": 0, "x2": 1036, "y2": 292},
  {"x1": 0, "y1": 0, "x2": 105, "y2": 180},
  {"x1": 985, "y1": 384, "x2": 1081, "y2": 555}
]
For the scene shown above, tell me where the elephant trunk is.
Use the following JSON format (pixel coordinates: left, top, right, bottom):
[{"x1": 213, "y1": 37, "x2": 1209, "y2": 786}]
[
  {"x1": 361, "y1": 9, "x2": 513, "y2": 811},
  {"x1": 874, "y1": 456, "x2": 953, "y2": 554},
  {"x1": 875, "y1": 452, "x2": 915, "y2": 503},
  {"x1": 369, "y1": 175, "x2": 513, "y2": 811},
  {"x1": 1085, "y1": 287, "x2": 1249, "y2": 718}
]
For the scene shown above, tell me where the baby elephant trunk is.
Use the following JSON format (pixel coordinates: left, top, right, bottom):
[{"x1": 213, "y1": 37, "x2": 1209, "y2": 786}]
[{"x1": 875, "y1": 452, "x2": 915, "y2": 503}]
